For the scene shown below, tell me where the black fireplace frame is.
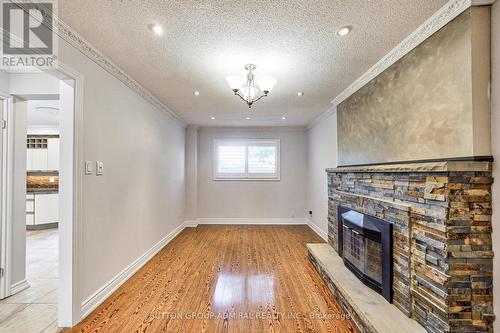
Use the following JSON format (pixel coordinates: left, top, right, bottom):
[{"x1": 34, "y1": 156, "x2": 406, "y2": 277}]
[{"x1": 338, "y1": 205, "x2": 393, "y2": 302}]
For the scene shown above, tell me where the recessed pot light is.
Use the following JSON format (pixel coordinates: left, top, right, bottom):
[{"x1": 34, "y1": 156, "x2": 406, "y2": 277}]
[
  {"x1": 193, "y1": 91, "x2": 200, "y2": 96},
  {"x1": 210, "y1": 116, "x2": 216, "y2": 120},
  {"x1": 337, "y1": 26, "x2": 352, "y2": 36},
  {"x1": 281, "y1": 116, "x2": 286, "y2": 120},
  {"x1": 149, "y1": 24, "x2": 163, "y2": 35},
  {"x1": 297, "y1": 92, "x2": 304, "y2": 96},
  {"x1": 245, "y1": 117, "x2": 251, "y2": 120}
]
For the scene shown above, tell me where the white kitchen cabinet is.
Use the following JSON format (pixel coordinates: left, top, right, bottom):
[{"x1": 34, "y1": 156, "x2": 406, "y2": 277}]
[
  {"x1": 26, "y1": 149, "x2": 33, "y2": 170},
  {"x1": 30, "y1": 149, "x2": 49, "y2": 171},
  {"x1": 47, "y1": 138, "x2": 60, "y2": 170},
  {"x1": 26, "y1": 136, "x2": 59, "y2": 171},
  {"x1": 34, "y1": 193, "x2": 59, "y2": 225},
  {"x1": 26, "y1": 200, "x2": 34, "y2": 212},
  {"x1": 26, "y1": 214, "x2": 34, "y2": 225},
  {"x1": 26, "y1": 193, "x2": 35, "y2": 226}
]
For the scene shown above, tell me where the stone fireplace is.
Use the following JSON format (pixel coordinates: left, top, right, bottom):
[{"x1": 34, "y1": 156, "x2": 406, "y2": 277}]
[{"x1": 308, "y1": 161, "x2": 494, "y2": 333}]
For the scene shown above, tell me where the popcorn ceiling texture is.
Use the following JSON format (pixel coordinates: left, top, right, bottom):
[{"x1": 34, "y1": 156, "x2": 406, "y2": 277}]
[{"x1": 57, "y1": 0, "x2": 446, "y2": 127}]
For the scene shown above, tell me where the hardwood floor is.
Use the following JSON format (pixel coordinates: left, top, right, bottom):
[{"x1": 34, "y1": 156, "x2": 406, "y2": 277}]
[{"x1": 65, "y1": 225, "x2": 357, "y2": 333}]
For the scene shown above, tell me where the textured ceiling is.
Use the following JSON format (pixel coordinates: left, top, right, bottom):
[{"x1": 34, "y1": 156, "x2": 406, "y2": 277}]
[{"x1": 58, "y1": 0, "x2": 448, "y2": 127}]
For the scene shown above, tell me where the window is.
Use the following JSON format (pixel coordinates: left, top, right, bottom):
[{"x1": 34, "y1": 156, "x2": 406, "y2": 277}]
[{"x1": 214, "y1": 139, "x2": 280, "y2": 180}]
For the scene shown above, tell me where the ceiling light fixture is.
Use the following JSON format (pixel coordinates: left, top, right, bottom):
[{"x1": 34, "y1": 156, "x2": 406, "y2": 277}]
[
  {"x1": 297, "y1": 92, "x2": 304, "y2": 96},
  {"x1": 226, "y1": 64, "x2": 276, "y2": 108},
  {"x1": 210, "y1": 116, "x2": 216, "y2": 120},
  {"x1": 149, "y1": 24, "x2": 163, "y2": 35},
  {"x1": 193, "y1": 91, "x2": 200, "y2": 96},
  {"x1": 337, "y1": 26, "x2": 352, "y2": 36},
  {"x1": 245, "y1": 116, "x2": 251, "y2": 120},
  {"x1": 35, "y1": 106, "x2": 59, "y2": 115},
  {"x1": 281, "y1": 116, "x2": 286, "y2": 120}
]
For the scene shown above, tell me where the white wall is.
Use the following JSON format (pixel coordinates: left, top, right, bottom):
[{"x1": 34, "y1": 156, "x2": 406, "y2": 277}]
[
  {"x1": 3, "y1": 40, "x2": 186, "y2": 326},
  {"x1": 305, "y1": 112, "x2": 337, "y2": 239},
  {"x1": 11, "y1": 100, "x2": 27, "y2": 287},
  {"x1": 0, "y1": 71, "x2": 9, "y2": 93},
  {"x1": 56, "y1": 37, "x2": 186, "y2": 304},
  {"x1": 196, "y1": 127, "x2": 307, "y2": 219},
  {"x1": 491, "y1": 2, "x2": 499, "y2": 331},
  {"x1": 184, "y1": 126, "x2": 198, "y2": 222},
  {"x1": 9, "y1": 73, "x2": 60, "y2": 97}
]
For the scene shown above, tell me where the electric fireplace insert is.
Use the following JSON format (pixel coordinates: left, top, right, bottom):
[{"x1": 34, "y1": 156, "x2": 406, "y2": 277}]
[{"x1": 337, "y1": 205, "x2": 393, "y2": 302}]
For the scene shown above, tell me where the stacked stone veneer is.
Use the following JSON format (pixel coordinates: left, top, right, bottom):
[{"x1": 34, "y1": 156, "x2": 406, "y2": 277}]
[{"x1": 326, "y1": 162, "x2": 494, "y2": 333}]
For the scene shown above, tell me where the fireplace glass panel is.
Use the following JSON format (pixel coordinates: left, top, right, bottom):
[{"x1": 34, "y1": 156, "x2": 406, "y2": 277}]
[
  {"x1": 343, "y1": 226, "x2": 365, "y2": 273},
  {"x1": 365, "y1": 238, "x2": 382, "y2": 284}
]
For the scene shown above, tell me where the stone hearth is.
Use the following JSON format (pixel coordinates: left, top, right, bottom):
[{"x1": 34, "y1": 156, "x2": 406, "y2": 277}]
[{"x1": 309, "y1": 161, "x2": 494, "y2": 333}]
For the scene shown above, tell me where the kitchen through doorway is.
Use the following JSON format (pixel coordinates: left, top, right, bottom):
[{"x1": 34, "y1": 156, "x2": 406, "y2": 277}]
[{"x1": 0, "y1": 68, "x2": 75, "y2": 333}]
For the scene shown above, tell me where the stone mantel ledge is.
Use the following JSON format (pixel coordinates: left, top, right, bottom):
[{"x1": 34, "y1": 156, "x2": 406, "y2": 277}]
[{"x1": 326, "y1": 160, "x2": 492, "y2": 173}]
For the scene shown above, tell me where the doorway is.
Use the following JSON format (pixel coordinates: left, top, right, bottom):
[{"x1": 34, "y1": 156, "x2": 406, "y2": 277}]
[
  {"x1": 0, "y1": 67, "x2": 80, "y2": 331},
  {"x1": 24, "y1": 99, "x2": 61, "y2": 327}
]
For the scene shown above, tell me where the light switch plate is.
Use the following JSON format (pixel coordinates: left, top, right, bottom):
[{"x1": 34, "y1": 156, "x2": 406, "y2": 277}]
[
  {"x1": 85, "y1": 161, "x2": 93, "y2": 175},
  {"x1": 96, "y1": 161, "x2": 104, "y2": 176}
]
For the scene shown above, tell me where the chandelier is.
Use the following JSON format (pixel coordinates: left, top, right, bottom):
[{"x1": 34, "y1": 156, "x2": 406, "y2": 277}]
[{"x1": 225, "y1": 64, "x2": 277, "y2": 108}]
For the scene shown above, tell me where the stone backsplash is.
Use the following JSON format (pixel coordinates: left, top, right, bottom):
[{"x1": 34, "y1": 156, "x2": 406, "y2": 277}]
[
  {"x1": 27, "y1": 173, "x2": 59, "y2": 192},
  {"x1": 326, "y1": 161, "x2": 494, "y2": 333}
]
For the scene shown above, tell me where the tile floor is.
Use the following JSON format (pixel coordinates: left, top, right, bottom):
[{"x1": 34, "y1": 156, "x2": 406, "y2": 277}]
[{"x1": 0, "y1": 229, "x2": 59, "y2": 333}]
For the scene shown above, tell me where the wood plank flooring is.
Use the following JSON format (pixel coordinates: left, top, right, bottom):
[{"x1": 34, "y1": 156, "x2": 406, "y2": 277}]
[{"x1": 64, "y1": 225, "x2": 357, "y2": 333}]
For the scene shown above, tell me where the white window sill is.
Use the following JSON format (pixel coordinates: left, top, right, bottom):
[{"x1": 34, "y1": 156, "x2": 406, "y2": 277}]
[{"x1": 213, "y1": 177, "x2": 281, "y2": 181}]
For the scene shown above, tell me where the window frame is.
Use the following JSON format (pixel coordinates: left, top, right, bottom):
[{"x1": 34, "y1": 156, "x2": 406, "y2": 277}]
[{"x1": 213, "y1": 138, "x2": 281, "y2": 181}]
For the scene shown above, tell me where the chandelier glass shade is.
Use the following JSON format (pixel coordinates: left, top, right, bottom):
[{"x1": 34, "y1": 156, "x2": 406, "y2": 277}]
[{"x1": 225, "y1": 64, "x2": 276, "y2": 108}]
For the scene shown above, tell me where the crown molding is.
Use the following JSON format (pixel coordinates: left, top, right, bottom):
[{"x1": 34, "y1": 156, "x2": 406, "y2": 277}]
[
  {"x1": 329, "y1": 0, "x2": 472, "y2": 107},
  {"x1": 471, "y1": 0, "x2": 496, "y2": 5},
  {"x1": 14, "y1": 1, "x2": 187, "y2": 128},
  {"x1": 307, "y1": 0, "x2": 474, "y2": 130},
  {"x1": 198, "y1": 125, "x2": 307, "y2": 132},
  {"x1": 307, "y1": 105, "x2": 337, "y2": 130}
]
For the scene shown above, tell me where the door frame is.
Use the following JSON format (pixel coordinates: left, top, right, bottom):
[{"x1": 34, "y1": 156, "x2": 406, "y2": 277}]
[
  {"x1": 0, "y1": 93, "x2": 12, "y2": 300},
  {"x1": 51, "y1": 62, "x2": 85, "y2": 327},
  {"x1": 0, "y1": 61, "x2": 84, "y2": 327}
]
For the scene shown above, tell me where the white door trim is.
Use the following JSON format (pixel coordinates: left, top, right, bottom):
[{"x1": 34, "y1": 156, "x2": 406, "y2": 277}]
[
  {"x1": 0, "y1": 94, "x2": 12, "y2": 300},
  {"x1": 52, "y1": 62, "x2": 85, "y2": 327}
]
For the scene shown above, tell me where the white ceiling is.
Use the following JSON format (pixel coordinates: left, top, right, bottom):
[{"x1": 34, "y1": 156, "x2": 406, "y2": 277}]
[
  {"x1": 58, "y1": 0, "x2": 448, "y2": 127},
  {"x1": 27, "y1": 100, "x2": 60, "y2": 128}
]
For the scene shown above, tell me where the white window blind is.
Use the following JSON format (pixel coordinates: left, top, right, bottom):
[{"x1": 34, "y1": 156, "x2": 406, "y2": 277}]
[
  {"x1": 217, "y1": 145, "x2": 246, "y2": 174},
  {"x1": 214, "y1": 139, "x2": 280, "y2": 180}
]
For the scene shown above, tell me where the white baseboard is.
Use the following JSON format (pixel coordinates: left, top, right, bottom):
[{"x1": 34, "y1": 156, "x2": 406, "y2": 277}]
[
  {"x1": 10, "y1": 279, "x2": 29, "y2": 295},
  {"x1": 80, "y1": 222, "x2": 185, "y2": 319},
  {"x1": 196, "y1": 217, "x2": 308, "y2": 225},
  {"x1": 183, "y1": 220, "x2": 199, "y2": 228},
  {"x1": 307, "y1": 218, "x2": 328, "y2": 241}
]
